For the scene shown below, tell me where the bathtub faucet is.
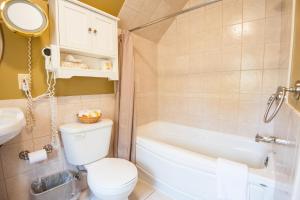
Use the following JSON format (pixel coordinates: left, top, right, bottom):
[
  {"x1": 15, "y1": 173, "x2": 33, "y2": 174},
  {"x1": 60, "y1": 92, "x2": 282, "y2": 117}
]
[{"x1": 255, "y1": 134, "x2": 292, "y2": 145}]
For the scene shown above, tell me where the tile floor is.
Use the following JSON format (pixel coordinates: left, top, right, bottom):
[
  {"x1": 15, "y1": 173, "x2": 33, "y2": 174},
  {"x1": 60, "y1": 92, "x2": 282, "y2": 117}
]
[
  {"x1": 78, "y1": 180, "x2": 173, "y2": 200},
  {"x1": 129, "y1": 180, "x2": 172, "y2": 200}
]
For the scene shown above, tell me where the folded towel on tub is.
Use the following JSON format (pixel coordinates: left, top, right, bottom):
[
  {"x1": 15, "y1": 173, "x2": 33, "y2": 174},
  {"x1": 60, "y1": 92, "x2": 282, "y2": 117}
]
[{"x1": 217, "y1": 158, "x2": 248, "y2": 200}]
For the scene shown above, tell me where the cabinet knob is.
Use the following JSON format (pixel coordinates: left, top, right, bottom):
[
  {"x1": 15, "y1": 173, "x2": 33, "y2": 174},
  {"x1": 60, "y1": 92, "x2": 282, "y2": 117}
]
[
  {"x1": 93, "y1": 29, "x2": 98, "y2": 34},
  {"x1": 88, "y1": 27, "x2": 92, "y2": 32}
]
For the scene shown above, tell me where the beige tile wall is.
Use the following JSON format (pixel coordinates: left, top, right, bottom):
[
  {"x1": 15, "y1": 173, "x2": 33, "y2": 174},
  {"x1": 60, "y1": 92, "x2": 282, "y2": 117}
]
[
  {"x1": 0, "y1": 94, "x2": 115, "y2": 200},
  {"x1": 157, "y1": 0, "x2": 289, "y2": 138},
  {"x1": 133, "y1": 34, "x2": 158, "y2": 126},
  {"x1": 280, "y1": 0, "x2": 293, "y2": 71},
  {"x1": 273, "y1": 103, "x2": 300, "y2": 199}
]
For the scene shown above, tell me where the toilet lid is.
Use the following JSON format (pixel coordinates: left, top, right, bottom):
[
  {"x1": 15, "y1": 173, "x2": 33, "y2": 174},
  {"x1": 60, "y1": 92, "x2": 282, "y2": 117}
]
[{"x1": 86, "y1": 158, "x2": 137, "y2": 189}]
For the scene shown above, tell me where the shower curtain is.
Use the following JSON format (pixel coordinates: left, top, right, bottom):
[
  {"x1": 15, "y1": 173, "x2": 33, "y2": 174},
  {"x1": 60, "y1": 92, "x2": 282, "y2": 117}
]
[{"x1": 114, "y1": 30, "x2": 136, "y2": 161}]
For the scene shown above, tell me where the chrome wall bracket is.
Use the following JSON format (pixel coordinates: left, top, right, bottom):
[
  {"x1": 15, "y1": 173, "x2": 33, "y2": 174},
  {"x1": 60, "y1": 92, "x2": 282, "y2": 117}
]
[
  {"x1": 19, "y1": 150, "x2": 30, "y2": 160},
  {"x1": 289, "y1": 80, "x2": 300, "y2": 100},
  {"x1": 263, "y1": 80, "x2": 300, "y2": 123},
  {"x1": 19, "y1": 144, "x2": 53, "y2": 160}
]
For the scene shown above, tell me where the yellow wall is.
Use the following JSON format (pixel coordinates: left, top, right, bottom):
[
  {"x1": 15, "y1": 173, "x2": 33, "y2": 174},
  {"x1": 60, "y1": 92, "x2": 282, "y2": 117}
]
[
  {"x1": 80, "y1": 0, "x2": 125, "y2": 16},
  {"x1": 289, "y1": 0, "x2": 300, "y2": 110},
  {"x1": 0, "y1": 0, "x2": 124, "y2": 100}
]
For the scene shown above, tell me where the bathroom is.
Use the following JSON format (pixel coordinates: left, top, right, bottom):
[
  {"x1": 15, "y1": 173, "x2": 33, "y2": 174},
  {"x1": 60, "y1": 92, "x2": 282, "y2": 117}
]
[{"x1": 0, "y1": 0, "x2": 299, "y2": 199}]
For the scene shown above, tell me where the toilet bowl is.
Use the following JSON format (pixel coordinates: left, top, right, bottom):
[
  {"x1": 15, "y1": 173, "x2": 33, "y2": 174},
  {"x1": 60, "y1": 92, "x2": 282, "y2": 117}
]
[
  {"x1": 59, "y1": 119, "x2": 138, "y2": 200},
  {"x1": 86, "y1": 158, "x2": 137, "y2": 200}
]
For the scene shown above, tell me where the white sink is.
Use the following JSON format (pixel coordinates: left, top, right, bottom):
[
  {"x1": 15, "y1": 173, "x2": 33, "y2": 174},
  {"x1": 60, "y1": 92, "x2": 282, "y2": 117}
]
[{"x1": 0, "y1": 108, "x2": 25, "y2": 145}]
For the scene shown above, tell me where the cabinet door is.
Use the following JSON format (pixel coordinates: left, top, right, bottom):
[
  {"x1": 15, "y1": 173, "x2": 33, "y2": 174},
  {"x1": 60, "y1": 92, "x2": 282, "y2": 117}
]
[
  {"x1": 59, "y1": 1, "x2": 92, "y2": 51},
  {"x1": 92, "y1": 14, "x2": 116, "y2": 56}
]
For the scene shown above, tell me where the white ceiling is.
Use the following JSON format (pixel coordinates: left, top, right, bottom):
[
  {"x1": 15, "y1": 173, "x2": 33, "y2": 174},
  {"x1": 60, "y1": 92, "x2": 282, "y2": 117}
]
[{"x1": 118, "y1": 0, "x2": 189, "y2": 42}]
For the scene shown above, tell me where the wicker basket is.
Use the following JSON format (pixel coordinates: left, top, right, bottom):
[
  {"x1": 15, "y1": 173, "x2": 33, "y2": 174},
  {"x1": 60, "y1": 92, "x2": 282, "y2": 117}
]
[{"x1": 77, "y1": 114, "x2": 101, "y2": 124}]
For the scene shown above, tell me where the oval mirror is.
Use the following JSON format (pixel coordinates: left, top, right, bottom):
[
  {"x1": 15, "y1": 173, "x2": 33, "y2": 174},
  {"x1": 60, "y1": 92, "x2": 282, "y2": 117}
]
[{"x1": 0, "y1": 0, "x2": 48, "y2": 37}]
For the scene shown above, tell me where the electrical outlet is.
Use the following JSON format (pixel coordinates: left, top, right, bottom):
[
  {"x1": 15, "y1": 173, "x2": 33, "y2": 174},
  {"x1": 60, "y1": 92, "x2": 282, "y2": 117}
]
[{"x1": 18, "y1": 74, "x2": 30, "y2": 90}]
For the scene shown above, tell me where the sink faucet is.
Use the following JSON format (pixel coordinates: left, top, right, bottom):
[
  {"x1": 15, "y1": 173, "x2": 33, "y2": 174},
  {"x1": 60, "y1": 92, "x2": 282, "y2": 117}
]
[{"x1": 255, "y1": 134, "x2": 292, "y2": 145}]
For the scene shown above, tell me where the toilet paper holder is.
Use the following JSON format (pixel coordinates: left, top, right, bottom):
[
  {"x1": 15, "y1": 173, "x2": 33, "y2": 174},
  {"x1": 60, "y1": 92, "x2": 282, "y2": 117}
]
[{"x1": 19, "y1": 144, "x2": 53, "y2": 160}]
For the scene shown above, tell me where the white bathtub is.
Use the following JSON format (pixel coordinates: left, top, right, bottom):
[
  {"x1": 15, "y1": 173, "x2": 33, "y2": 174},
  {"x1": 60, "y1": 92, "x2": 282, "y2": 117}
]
[{"x1": 136, "y1": 121, "x2": 285, "y2": 200}]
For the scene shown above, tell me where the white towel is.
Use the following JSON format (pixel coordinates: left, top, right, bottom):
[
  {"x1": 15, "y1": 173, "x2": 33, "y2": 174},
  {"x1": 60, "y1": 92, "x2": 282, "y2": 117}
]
[{"x1": 217, "y1": 158, "x2": 248, "y2": 200}]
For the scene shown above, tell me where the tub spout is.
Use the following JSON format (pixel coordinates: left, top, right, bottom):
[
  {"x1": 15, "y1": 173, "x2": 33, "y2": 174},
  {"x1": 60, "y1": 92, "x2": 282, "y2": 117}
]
[
  {"x1": 255, "y1": 134, "x2": 276, "y2": 143},
  {"x1": 255, "y1": 134, "x2": 292, "y2": 145}
]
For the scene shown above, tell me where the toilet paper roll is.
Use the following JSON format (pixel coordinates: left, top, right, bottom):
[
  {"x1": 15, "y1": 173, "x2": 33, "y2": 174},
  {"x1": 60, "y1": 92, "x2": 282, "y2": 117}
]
[{"x1": 28, "y1": 149, "x2": 47, "y2": 164}]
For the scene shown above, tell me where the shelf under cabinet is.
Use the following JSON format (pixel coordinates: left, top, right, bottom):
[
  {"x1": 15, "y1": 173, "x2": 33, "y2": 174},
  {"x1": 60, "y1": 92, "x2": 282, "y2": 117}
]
[
  {"x1": 60, "y1": 46, "x2": 116, "y2": 60},
  {"x1": 55, "y1": 67, "x2": 116, "y2": 79}
]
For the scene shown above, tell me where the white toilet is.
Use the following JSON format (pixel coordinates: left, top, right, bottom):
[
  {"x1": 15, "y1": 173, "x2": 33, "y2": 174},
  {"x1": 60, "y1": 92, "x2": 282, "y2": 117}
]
[{"x1": 60, "y1": 119, "x2": 137, "y2": 200}]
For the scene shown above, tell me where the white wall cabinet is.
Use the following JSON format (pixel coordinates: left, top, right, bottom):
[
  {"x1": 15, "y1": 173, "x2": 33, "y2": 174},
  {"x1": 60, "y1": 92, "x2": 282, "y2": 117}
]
[
  {"x1": 49, "y1": 0, "x2": 119, "y2": 80},
  {"x1": 58, "y1": 0, "x2": 91, "y2": 51},
  {"x1": 92, "y1": 14, "x2": 115, "y2": 56}
]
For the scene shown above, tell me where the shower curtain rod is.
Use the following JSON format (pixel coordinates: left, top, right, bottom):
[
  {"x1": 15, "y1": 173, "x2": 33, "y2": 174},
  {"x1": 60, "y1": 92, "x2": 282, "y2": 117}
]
[{"x1": 129, "y1": 0, "x2": 222, "y2": 32}]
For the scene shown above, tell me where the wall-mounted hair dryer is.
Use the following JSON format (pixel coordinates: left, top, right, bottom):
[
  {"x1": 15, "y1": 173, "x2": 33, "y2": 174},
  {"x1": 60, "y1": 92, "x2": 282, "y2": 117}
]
[
  {"x1": 42, "y1": 45, "x2": 59, "y2": 72},
  {"x1": 42, "y1": 47, "x2": 52, "y2": 71}
]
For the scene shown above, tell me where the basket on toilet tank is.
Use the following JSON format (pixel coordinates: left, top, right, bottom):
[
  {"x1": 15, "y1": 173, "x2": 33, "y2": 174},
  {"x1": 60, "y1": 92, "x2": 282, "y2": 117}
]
[{"x1": 77, "y1": 110, "x2": 102, "y2": 124}]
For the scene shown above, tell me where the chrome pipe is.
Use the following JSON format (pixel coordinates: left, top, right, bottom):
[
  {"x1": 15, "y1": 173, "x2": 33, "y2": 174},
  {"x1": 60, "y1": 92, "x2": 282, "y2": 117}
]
[
  {"x1": 255, "y1": 134, "x2": 292, "y2": 145},
  {"x1": 255, "y1": 134, "x2": 276, "y2": 143},
  {"x1": 129, "y1": 0, "x2": 222, "y2": 32}
]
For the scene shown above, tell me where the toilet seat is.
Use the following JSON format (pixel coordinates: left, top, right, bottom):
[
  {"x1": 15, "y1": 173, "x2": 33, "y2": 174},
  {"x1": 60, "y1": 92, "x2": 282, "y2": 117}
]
[{"x1": 85, "y1": 158, "x2": 138, "y2": 190}]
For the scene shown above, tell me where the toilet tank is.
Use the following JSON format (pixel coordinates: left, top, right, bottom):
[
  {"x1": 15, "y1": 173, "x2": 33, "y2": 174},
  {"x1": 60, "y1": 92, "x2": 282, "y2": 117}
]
[{"x1": 60, "y1": 119, "x2": 113, "y2": 165}]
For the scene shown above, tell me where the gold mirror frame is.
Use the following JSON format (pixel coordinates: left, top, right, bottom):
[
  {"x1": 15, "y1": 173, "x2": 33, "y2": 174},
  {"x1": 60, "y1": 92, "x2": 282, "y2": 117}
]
[
  {"x1": 0, "y1": 0, "x2": 49, "y2": 37},
  {"x1": 0, "y1": 26, "x2": 3, "y2": 62}
]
